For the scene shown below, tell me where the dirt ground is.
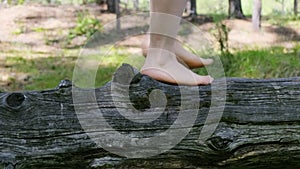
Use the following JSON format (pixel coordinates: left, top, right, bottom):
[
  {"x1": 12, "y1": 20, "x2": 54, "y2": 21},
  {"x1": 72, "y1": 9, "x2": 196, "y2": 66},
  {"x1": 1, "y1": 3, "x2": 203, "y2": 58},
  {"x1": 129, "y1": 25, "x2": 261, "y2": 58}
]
[{"x1": 0, "y1": 4, "x2": 299, "y2": 90}]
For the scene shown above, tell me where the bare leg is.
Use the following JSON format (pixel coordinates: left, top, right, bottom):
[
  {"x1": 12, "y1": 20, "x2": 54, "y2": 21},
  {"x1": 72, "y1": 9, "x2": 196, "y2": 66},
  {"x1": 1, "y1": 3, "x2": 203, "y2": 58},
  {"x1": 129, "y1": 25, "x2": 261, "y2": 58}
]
[{"x1": 141, "y1": 0, "x2": 213, "y2": 85}]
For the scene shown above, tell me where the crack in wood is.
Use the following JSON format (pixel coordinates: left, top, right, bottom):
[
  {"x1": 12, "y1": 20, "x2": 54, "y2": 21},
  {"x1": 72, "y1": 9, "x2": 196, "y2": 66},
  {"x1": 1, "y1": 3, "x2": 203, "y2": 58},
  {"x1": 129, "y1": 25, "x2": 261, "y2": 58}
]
[{"x1": 0, "y1": 64, "x2": 299, "y2": 168}]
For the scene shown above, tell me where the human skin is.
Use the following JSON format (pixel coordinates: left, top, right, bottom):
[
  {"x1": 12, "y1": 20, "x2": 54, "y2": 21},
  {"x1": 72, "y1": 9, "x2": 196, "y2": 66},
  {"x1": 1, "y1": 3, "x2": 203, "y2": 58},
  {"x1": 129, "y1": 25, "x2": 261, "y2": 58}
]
[
  {"x1": 141, "y1": 0, "x2": 214, "y2": 85},
  {"x1": 141, "y1": 35, "x2": 214, "y2": 69}
]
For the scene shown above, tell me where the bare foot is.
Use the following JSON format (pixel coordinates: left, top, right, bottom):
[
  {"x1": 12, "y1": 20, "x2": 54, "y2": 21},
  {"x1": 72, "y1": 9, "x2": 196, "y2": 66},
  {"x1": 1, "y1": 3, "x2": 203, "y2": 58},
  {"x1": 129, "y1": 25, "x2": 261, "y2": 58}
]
[
  {"x1": 141, "y1": 35, "x2": 214, "y2": 69},
  {"x1": 141, "y1": 48, "x2": 214, "y2": 85}
]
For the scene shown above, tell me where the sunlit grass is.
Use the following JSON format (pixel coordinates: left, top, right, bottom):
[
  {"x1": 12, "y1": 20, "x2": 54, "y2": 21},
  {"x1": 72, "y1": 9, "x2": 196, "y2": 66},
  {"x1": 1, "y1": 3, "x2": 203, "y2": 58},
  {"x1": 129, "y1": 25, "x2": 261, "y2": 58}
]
[
  {"x1": 3, "y1": 47, "x2": 143, "y2": 91},
  {"x1": 2, "y1": 44, "x2": 299, "y2": 91},
  {"x1": 220, "y1": 46, "x2": 300, "y2": 78},
  {"x1": 265, "y1": 15, "x2": 300, "y2": 28},
  {"x1": 5, "y1": 56, "x2": 76, "y2": 90},
  {"x1": 95, "y1": 46, "x2": 144, "y2": 87}
]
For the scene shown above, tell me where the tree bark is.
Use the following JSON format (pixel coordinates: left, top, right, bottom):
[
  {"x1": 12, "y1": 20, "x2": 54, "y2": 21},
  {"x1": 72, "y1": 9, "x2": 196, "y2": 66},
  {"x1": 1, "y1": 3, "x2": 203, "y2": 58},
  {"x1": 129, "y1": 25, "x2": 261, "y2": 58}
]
[
  {"x1": 133, "y1": 0, "x2": 139, "y2": 11},
  {"x1": 252, "y1": 0, "x2": 262, "y2": 31},
  {"x1": 0, "y1": 64, "x2": 299, "y2": 169},
  {"x1": 107, "y1": 0, "x2": 116, "y2": 13},
  {"x1": 115, "y1": 0, "x2": 121, "y2": 31},
  {"x1": 190, "y1": 0, "x2": 197, "y2": 16},
  {"x1": 228, "y1": 0, "x2": 246, "y2": 19},
  {"x1": 185, "y1": 0, "x2": 197, "y2": 17},
  {"x1": 82, "y1": 0, "x2": 88, "y2": 5}
]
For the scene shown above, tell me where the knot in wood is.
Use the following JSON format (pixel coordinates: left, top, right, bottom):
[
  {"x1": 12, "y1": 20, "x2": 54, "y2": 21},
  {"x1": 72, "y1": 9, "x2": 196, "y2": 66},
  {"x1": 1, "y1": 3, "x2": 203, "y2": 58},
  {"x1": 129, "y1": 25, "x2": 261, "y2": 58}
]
[
  {"x1": 207, "y1": 136, "x2": 233, "y2": 152},
  {"x1": 113, "y1": 63, "x2": 137, "y2": 84},
  {"x1": 5, "y1": 93, "x2": 25, "y2": 108}
]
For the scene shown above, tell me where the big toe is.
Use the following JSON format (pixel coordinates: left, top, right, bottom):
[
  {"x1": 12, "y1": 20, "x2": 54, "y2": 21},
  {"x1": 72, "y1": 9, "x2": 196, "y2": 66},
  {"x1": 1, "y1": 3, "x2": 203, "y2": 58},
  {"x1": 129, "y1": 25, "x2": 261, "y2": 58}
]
[{"x1": 199, "y1": 75, "x2": 214, "y2": 85}]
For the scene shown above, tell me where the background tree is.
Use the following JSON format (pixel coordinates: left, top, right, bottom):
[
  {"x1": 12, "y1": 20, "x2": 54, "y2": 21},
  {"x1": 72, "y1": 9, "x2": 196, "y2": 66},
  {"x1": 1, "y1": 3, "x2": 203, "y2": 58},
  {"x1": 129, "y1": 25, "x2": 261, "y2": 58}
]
[
  {"x1": 185, "y1": 0, "x2": 197, "y2": 16},
  {"x1": 190, "y1": 0, "x2": 197, "y2": 16},
  {"x1": 228, "y1": 0, "x2": 246, "y2": 19},
  {"x1": 281, "y1": 0, "x2": 286, "y2": 15},
  {"x1": 252, "y1": 0, "x2": 262, "y2": 31},
  {"x1": 295, "y1": 0, "x2": 298, "y2": 16},
  {"x1": 133, "y1": 0, "x2": 139, "y2": 11},
  {"x1": 107, "y1": 0, "x2": 116, "y2": 13}
]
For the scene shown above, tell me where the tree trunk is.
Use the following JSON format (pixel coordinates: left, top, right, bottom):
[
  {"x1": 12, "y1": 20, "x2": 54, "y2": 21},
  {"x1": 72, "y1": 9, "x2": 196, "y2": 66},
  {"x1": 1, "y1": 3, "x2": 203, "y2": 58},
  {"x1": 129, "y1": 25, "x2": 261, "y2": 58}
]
[
  {"x1": 115, "y1": 0, "x2": 121, "y2": 31},
  {"x1": 295, "y1": 0, "x2": 298, "y2": 16},
  {"x1": 107, "y1": 0, "x2": 116, "y2": 13},
  {"x1": 190, "y1": 0, "x2": 197, "y2": 16},
  {"x1": 228, "y1": 0, "x2": 246, "y2": 19},
  {"x1": 281, "y1": 0, "x2": 285, "y2": 15},
  {"x1": 252, "y1": 0, "x2": 262, "y2": 31},
  {"x1": 82, "y1": 0, "x2": 88, "y2": 5},
  {"x1": 134, "y1": 0, "x2": 139, "y2": 11},
  {"x1": 185, "y1": 0, "x2": 197, "y2": 17},
  {"x1": 0, "y1": 64, "x2": 299, "y2": 169}
]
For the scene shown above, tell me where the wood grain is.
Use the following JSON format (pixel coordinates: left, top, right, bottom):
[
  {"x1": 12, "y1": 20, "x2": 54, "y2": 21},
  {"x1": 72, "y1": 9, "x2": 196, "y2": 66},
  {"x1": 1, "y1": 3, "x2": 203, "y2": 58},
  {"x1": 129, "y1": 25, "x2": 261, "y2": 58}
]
[{"x1": 0, "y1": 64, "x2": 299, "y2": 169}]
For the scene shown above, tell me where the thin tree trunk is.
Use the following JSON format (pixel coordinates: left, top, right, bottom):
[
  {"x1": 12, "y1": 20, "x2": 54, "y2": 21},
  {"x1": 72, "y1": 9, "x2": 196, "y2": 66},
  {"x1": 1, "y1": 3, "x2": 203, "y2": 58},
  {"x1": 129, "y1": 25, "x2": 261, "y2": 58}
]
[
  {"x1": 295, "y1": 0, "x2": 298, "y2": 16},
  {"x1": 134, "y1": 0, "x2": 139, "y2": 11},
  {"x1": 107, "y1": 0, "x2": 116, "y2": 13},
  {"x1": 115, "y1": 0, "x2": 121, "y2": 31},
  {"x1": 281, "y1": 0, "x2": 285, "y2": 15},
  {"x1": 190, "y1": 0, "x2": 197, "y2": 16},
  {"x1": 185, "y1": 0, "x2": 197, "y2": 17},
  {"x1": 252, "y1": 0, "x2": 262, "y2": 31},
  {"x1": 82, "y1": 0, "x2": 87, "y2": 5}
]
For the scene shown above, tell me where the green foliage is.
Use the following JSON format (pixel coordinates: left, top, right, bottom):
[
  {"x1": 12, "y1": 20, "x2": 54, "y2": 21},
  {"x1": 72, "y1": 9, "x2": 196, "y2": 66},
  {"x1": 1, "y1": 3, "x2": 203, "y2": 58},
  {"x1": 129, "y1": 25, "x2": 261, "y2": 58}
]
[
  {"x1": 6, "y1": 0, "x2": 25, "y2": 5},
  {"x1": 17, "y1": 0, "x2": 25, "y2": 5},
  {"x1": 196, "y1": 0, "x2": 228, "y2": 15},
  {"x1": 210, "y1": 14, "x2": 227, "y2": 23},
  {"x1": 67, "y1": 12, "x2": 103, "y2": 43}
]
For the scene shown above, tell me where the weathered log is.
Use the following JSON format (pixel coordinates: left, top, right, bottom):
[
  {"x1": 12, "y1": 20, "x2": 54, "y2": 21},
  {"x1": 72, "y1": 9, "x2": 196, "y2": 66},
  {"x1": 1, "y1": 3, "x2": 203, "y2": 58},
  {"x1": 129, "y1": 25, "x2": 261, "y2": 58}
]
[{"x1": 0, "y1": 64, "x2": 299, "y2": 169}]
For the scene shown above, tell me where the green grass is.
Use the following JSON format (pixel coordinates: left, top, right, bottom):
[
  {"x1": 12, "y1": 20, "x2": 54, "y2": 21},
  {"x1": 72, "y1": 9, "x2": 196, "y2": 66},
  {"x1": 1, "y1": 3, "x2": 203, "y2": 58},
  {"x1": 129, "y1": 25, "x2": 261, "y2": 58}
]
[
  {"x1": 2, "y1": 47, "x2": 143, "y2": 91},
  {"x1": 5, "y1": 56, "x2": 76, "y2": 90},
  {"x1": 2, "y1": 0, "x2": 299, "y2": 92},
  {"x1": 265, "y1": 15, "x2": 300, "y2": 27},
  {"x1": 75, "y1": 46, "x2": 144, "y2": 88},
  {"x1": 3, "y1": 45, "x2": 299, "y2": 91},
  {"x1": 220, "y1": 46, "x2": 300, "y2": 78},
  {"x1": 32, "y1": 27, "x2": 48, "y2": 33}
]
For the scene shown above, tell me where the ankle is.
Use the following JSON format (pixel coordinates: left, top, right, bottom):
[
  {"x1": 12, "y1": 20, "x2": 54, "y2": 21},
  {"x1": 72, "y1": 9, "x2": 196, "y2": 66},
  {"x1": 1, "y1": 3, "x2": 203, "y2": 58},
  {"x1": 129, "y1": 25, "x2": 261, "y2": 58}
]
[
  {"x1": 145, "y1": 48, "x2": 177, "y2": 67},
  {"x1": 150, "y1": 34, "x2": 176, "y2": 50}
]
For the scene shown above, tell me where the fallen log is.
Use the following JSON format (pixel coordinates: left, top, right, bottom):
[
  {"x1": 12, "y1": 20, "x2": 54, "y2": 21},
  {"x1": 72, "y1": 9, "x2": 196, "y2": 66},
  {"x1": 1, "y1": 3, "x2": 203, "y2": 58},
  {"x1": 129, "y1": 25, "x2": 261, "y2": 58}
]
[{"x1": 0, "y1": 64, "x2": 299, "y2": 169}]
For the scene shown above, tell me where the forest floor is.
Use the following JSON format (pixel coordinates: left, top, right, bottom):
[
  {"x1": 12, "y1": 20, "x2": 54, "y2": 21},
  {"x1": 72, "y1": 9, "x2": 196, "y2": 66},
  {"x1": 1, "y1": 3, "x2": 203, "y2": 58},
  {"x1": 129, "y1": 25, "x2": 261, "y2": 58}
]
[{"x1": 0, "y1": 4, "x2": 299, "y2": 91}]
